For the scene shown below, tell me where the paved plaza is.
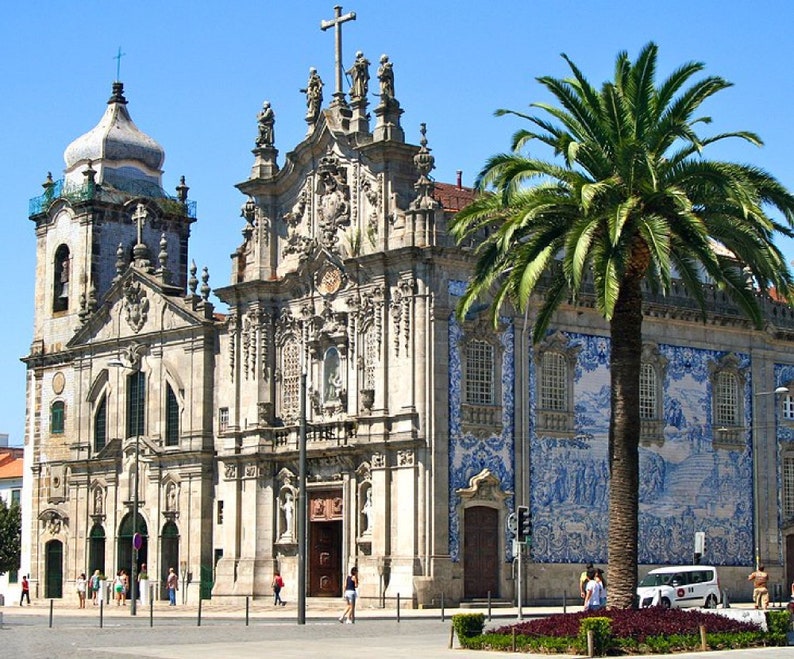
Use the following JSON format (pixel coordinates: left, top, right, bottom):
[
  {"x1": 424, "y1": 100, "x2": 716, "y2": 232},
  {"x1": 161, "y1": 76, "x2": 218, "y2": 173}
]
[{"x1": 2, "y1": 598, "x2": 794, "y2": 658}]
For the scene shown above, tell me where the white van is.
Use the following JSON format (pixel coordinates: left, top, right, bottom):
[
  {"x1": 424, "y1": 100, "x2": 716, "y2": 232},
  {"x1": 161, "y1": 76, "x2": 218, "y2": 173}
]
[{"x1": 636, "y1": 565, "x2": 721, "y2": 609}]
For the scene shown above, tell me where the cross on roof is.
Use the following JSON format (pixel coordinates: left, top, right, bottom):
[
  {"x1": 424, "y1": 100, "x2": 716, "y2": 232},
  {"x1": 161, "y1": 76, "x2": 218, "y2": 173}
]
[
  {"x1": 320, "y1": 5, "x2": 356, "y2": 99},
  {"x1": 132, "y1": 203, "x2": 148, "y2": 246},
  {"x1": 113, "y1": 47, "x2": 126, "y2": 82}
]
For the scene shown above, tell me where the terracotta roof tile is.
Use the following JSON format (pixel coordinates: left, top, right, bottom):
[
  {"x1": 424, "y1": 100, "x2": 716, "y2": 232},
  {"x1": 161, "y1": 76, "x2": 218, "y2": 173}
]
[{"x1": 433, "y1": 181, "x2": 476, "y2": 213}]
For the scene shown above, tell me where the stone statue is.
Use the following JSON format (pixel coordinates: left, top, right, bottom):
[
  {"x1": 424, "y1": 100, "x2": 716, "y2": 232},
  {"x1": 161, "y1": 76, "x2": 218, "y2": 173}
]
[
  {"x1": 362, "y1": 488, "x2": 373, "y2": 534},
  {"x1": 255, "y1": 101, "x2": 275, "y2": 147},
  {"x1": 281, "y1": 491, "x2": 294, "y2": 537},
  {"x1": 94, "y1": 487, "x2": 103, "y2": 515},
  {"x1": 166, "y1": 482, "x2": 178, "y2": 512},
  {"x1": 377, "y1": 54, "x2": 395, "y2": 103},
  {"x1": 300, "y1": 67, "x2": 324, "y2": 123},
  {"x1": 346, "y1": 51, "x2": 370, "y2": 102}
]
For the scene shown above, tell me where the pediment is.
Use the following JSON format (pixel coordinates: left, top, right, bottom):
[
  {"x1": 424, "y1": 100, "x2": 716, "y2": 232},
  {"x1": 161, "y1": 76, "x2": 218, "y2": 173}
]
[{"x1": 68, "y1": 269, "x2": 209, "y2": 348}]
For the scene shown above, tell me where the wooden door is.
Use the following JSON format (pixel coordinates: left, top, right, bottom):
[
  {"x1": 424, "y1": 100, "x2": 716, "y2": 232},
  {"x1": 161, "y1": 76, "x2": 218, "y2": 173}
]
[
  {"x1": 308, "y1": 490, "x2": 343, "y2": 597},
  {"x1": 309, "y1": 522, "x2": 341, "y2": 596},
  {"x1": 463, "y1": 506, "x2": 500, "y2": 599},
  {"x1": 45, "y1": 539, "x2": 63, "y2": 598}
]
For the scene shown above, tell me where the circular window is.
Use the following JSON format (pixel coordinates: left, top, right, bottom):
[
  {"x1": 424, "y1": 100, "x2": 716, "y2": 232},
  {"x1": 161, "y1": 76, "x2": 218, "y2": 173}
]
[{"x1": 52, "y1": 371, "x2": 65, "y2": 395}]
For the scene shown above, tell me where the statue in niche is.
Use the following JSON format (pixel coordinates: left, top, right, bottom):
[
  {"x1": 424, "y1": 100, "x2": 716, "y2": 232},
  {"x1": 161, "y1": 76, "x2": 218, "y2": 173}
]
[
  {"x1": 377, "y1": 54, "x2": 395, "y2": 104},
  {"x1": 281, "y1": 491, "x2": 295, "y2": 538},
  {"x1": 362, "y1": 488, "x2": 373, "y2": 535},
  {"x1": 166, "y1": 482, "x2": 178, "y2": 512},
  {"x1": 94, "y1": 488, "x2": 103, "y2": 515},
  {"x1": 347, "y1": 51, "x2": 370, "y2": 102},
  {"x1": 324, "y1": 348, "x2": 342, "y2": 403},
  {"x1": 255, "y1": 101, "x2": 275, "y2": 147},
  {"x1": 300, "y1": 67, "x2": 324, "y2": 123}
]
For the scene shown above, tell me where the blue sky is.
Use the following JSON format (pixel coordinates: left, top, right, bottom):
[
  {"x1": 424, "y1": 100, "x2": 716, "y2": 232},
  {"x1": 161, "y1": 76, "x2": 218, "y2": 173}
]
[{"x1": 1, "y1": 1, "x2": 793, "y2": 445}]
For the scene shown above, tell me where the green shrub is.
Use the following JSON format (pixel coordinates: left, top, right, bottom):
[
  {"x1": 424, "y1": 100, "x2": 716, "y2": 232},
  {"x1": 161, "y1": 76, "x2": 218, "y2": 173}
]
[
  {"x1": 451, "y1": 613, "x2": 485, "y2": 646},
  {"x1": 579, "y1": 616, "x2": 612, "y2": 656},
  {"x1": 765, "y1": 610, "x2": 791, "y2": 646}
]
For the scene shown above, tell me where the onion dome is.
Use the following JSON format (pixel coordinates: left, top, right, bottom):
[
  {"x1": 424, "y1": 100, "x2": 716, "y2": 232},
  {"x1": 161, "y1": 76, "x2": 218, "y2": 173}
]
[{"x1": 63, "y1": 82, "x2": 165, "y2": 192}]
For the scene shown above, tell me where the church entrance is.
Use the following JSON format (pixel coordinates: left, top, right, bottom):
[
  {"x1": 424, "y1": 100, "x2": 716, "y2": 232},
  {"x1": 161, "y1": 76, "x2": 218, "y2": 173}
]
[
  {"x1": 45, "y1": 539, "x2": 63, "y2": 598},
  {"x1": 88, "y1": 524, "x2": 106, "y2": 576},
  {"x1": 160, "y1": 521, "x2": 179, "y2": 601},
  {"x1": 117, "y1": 512, "x2": 148, "y2": 601},
  {"x1": 308, "y1": 490, "x2": 343, "y2": 597},
  {"x1": 463, "y1": 506, "x2": 500, "y2": 599}
]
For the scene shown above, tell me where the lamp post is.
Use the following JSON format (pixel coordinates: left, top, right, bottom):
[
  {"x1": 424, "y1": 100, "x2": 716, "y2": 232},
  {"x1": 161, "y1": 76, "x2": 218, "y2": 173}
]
[
  {"x1": 752, "y1": 385, "x2": 788, "y2": 570},
  {"x1": 297, "y1": 369, "x2": 307, "y2": 625},
  {"x1": 108, "y1": 358, "x2": 141, "y2": 616}
]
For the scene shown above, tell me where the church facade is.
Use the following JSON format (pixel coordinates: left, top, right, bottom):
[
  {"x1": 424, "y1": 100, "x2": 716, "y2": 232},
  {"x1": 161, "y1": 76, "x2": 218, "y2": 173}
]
[{"x1": 21, "y1": 30, "x2": 794, "y2": 606}]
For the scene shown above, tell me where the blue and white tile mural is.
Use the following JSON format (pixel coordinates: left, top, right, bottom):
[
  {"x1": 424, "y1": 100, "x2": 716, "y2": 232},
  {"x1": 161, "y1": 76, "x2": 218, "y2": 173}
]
[
  {"x1": 530, "y1": 336, "x2": 753, "y2": 566},
  {"x1": 448, "y1": 278, "x2": 755, "y2": 567},
  {"x1": 448, "y1": 311, "x2": 515, "y2": 563}
]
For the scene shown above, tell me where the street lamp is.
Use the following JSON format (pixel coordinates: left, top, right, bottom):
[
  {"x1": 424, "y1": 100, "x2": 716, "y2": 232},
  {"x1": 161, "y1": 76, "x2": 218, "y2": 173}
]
[
  {"x1": 108, "y1": 358, "x2": 142, "y2": 616},
  {"x1": 752, "y1": 385, "x2": 789, "y2": 570},
  {"x1": 297, "y1": 367, "x2": 307, "y2": 625}
]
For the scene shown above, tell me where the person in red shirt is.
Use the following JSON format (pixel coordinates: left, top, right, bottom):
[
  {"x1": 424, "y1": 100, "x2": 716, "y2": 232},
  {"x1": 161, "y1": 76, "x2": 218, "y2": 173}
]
[{"x1": 20, "y1": 575, "x2": 30, "y2": 606}]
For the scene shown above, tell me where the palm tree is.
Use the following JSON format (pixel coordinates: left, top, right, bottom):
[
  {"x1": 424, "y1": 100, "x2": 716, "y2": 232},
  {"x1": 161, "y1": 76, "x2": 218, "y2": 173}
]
[{"x1": 451, "y1": 42, "x2": 794, "y2": 608}]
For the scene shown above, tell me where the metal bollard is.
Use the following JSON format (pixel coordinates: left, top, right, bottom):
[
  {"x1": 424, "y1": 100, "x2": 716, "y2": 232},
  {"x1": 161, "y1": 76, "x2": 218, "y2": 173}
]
[
  {"x1": 49, "y1": 599, "x2": 54, "y2": 628},
  {"x1": 100, "y1": 600, "x2": 104, "y2": 628},
  {"x1": 246, "y1": 596, "x2": 249, "y2": 626},
  {"x1": 197, "y1": 596, "x2": 202, "y2": 626},
  {"x1": 149, "y1": 592, "x2": 154, "y2": 627},
  {"x1": 441, "y1": 592, "x2": 445, "y2": 622},
  {"x1": 487, "y1": 590, "x2": 492, "y2": 621},
  {"x1": 563, "y1": 589, "x2": 567, "y2": 614},
  {"x1": 396, "y1": 592, "x2": 400, "y2": 623}
]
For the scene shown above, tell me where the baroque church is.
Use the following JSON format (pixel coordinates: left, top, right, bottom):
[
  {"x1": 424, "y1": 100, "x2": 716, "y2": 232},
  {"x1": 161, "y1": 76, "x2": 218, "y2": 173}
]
[{"x1": 21, "y1": 18, "x2": 794, "y2": 606}]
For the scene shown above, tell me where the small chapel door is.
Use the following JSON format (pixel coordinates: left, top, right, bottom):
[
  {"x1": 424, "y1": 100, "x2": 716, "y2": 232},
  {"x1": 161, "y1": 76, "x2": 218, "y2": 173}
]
[
  {"x1": 308, "y1": 490, "x2": 343, "y2": 597},
  {"x1": 463, "y1": 506, "x2": 500, "y2": 599},
  {"x1": 45, "y1": 539, "x2": 63, "y2": 598}
]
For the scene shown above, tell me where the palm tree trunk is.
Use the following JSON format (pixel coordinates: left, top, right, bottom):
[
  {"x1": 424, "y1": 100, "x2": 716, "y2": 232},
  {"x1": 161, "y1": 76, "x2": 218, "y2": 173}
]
[{"x1": 607, "y1": 275, "x2": 643, "y2": 608}]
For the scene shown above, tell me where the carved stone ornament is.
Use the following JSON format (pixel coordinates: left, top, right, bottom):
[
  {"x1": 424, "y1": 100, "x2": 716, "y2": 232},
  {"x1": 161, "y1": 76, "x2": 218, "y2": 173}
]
[
  {"x1": 397, "y1": 449, "x2": 414, "y2": 466},
  {"x1": 123, "y1": 279, "x2": 150, "y2": 333},
  {"x1": 316, "y1": 263, "x2": 344, "y2": 297},
  {"x1": 224, "y1": 463, "x2": 237, "y2": 480},
  {"x1": 315, "y1": 151, "x2": 350, "y2": 253},
  {"x1": 455, "y1": 468, "x2": 511, "y2": 505}
]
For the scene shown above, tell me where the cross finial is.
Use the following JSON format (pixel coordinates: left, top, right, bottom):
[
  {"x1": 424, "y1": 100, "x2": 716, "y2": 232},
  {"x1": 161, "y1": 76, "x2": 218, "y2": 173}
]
[
  {"x1": 132, "y1": 203, "x2": 148, "y2": 245},
  {"x1": 320, "y1": 5, "x2": 356, "y2": 103},
  {"x1": 113, "y1": 47, "x2": 126, "y2": 82}
]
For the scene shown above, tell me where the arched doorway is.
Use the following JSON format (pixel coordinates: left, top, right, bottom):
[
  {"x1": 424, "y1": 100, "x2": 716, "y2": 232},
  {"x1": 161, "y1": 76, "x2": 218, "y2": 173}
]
[
  {"x1": 117, "y1": 512, "x2": 148, "y2": 601},
  {"x1": 160, "y1": 521, "x2": 179, "y2": 601},
  {"x1": 88, "y1": 524, "x2": 106, "y2": 576},
  {"x1": 463, "y1": 506, "x2": 500, "y2": 599},
  {"x1": 45, "y1": 539, "x2": 63, "y2": 598}
]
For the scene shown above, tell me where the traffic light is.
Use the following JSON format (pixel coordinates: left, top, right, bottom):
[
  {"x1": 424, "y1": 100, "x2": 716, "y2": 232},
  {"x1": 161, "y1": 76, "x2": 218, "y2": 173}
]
[{"x1": 517, "y1": 505, "x2": 531, "y2": 542}]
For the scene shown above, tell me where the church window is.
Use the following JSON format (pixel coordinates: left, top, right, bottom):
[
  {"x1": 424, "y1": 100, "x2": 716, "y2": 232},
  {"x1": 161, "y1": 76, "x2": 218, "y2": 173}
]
[
  {"x1": 281, "y1": 340, "x2": 300, "y2": 420},
  {"x1": 540, "y1": 353, "x2": 567, "y2": 411},
  {"x1": 219, "y1": 407, "x2": 229, "y2": 432},
  {"x1": 714, "y1": 371, "x2": 739, "y2": 426},
  {"x1": 51, "y1": 400, "x2": 65, "y2": 434},
  {"x1": 126, "y1": 371, "x2": 146, "y2": 438},
  {"x1": 363, "y1": 325, "x2": 378, "y2": 391},
  {"x1": 639, "y1": 363, "x2": 657, "y2": 420},
  {"x1": 465, "y1": 339, "x2": 494, "y2": 405},
  {"x1": 94, "y1": 395, "x2": 107, "y2": 452},
  {"x1": 783, "y1": 393, "x2": 794, "y2": 421},
  {"x1": 784, "y1": 455, "x2": 794, "y2": 521},
  {"x1": 165, "y1": 384, "x2": 179, "y2": 447},
  {"x1": 53, "y1": 245, "x2": 70, "y2": 312}
]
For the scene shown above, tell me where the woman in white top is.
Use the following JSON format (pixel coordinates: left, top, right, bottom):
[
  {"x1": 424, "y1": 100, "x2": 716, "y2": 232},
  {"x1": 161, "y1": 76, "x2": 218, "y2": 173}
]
[{"x1": 76, "y1": 573, "x2": 87, "y2": 609}]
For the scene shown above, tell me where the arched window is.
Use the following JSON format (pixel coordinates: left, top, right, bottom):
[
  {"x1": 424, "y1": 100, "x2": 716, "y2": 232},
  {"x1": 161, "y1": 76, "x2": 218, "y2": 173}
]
[
  {"x1": 323, "y1": 347, "x2": 341, "y2": 404},
  {"x1": 51, "y1": 400, "x2": 65, "y2": 434},
  {"x1": 53, "y1": 245, "x2": 71, "y2": 312},
  {"x1": 94, "y1": 395, "x2": 107, "y2": 452},
  {"x1": 126, "y1": 371, "x2": 146, "y2": 438},
  {"x1": 165, "y1": 384, "x2": 179, "y2": 447}
]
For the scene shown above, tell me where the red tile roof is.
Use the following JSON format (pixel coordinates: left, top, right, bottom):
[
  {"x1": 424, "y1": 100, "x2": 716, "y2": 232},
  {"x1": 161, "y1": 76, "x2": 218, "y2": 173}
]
[
  {"x1": 433, "y1": 181, "x2": 477, "y2": 213},
  {"x1": 0, "y1": 449, "x2": 23, "y2": 479}
]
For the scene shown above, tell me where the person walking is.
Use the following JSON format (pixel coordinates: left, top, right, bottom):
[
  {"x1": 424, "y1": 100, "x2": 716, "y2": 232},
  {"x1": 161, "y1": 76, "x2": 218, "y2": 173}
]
[
  {"x1": 19, "y1": 575, "x2": 30, "y2": 606},
  {"x1": 583, "y1": 568, "x2": 604, "y2": 611},
  {"x1": 272, "y1": 570, "x2": 285, "y2": 606},
  {"x1": 748, "y1": 565, "x2": 769, "y2": 610},
  {"x1": 76, "y1": 573, "x2": 87, "y2": 608},
  {"x1": 339, "y1": 566, "x2": 358, "y2": 624},
  {"x1": 167, "y1": 567, "x2": 178, "y2": 606},
  {"x1": 113, "y1": 571, "x2": 124, "y2": 606},
  {"x1": 579, "y1": 563, "x2": 594, "y2": 601}
]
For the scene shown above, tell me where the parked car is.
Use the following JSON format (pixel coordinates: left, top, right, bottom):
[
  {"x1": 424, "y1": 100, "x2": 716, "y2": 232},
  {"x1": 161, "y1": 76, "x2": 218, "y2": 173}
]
[{"x1": 637, "y1": 565, "x2": 721, "y2": 609}]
